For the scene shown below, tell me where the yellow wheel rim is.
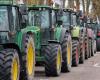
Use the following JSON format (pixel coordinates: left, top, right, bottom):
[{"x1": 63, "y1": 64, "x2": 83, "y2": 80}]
[
  {"x1": 12, "y1": 58, "x2": 19, "y2": 80},
  {"x1": 27, "y1": 42, "x2": 34, "y2": 75},
  {"x1": 67, "y1": 42, "x2": 71, "y2": 64},
  {"x1": 57, "y1": 48, "x2": 61, "y2": 70}
]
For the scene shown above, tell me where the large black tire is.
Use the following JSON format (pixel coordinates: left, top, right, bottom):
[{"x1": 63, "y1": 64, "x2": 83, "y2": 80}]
[
  {"x1": 85, "y1": 34, "x2": 89, "y2": 59},
  {"x1": 72, "y1": 40, "x2": 79, "y2": 66},
  {"x1": 88, "y1": 39, "x2": 92, "y2": 58},
  {"x1": 0, "y1": 49, "x2": 20, "y2": 80},
  {"x1": 94, "y1": 40, "x2": 96, "y2": 54},
  {"x1": 61, "y1": 33, "x2": 72, "y2": 72},
  {"x1": 96, "y1": 38, "x2": 100, "y2": 51},
  {"x1": 21, "y1": 34, "x2": 35, "y2": 80},
  {"x1": 79, "y1": 33, "x2": 85, "y2": 64},
  {"x1": 91, "y1": 39, "x2": 95, "y2": 56},
  {"x1": 45, "y1": 43, "x2": 62, "y2": 76}
]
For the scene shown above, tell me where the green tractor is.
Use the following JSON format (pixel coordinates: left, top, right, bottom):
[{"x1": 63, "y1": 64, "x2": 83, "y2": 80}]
[
  {"x1": 0, "y1": 1, "x2": 35, "y2": 80},
  {"x1": 71, "y1": 11, "x2": 86, "y2": 66},
  {"x1": 27, "y1": 5, "x2": 72, "y2": 76},
  {"x1": 54, "y1": 9, "x2": 78, "y2": 66},
  {"x1": 56, "y1": 9, "x2": 85, "y2": 66}
]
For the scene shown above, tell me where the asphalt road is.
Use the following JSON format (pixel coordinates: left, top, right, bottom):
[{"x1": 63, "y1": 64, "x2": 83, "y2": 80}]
[{"x1": 35, "y1": 53, "x2": 100, "y2": 80}]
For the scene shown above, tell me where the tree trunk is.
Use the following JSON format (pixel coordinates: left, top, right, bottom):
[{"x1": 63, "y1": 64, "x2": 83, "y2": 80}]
[
  {"x1": 75, "y1": 0, "x2": 80, "y2": 11},
  {"x1": 67, "y1": 0, "x2": 74, "y2": 9},
  {"x1": 86, "y1": 0, "x2": 91, "y2": 16},
  {"x1": 82, "y1": 0, "x2": 85, "y2": 14}
]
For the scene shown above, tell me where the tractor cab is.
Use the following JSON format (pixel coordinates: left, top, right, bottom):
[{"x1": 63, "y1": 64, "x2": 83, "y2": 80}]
[
  {"x1": 87, "y1": 19, "x2": 98, "y2": 38},
  {"x1": 0, "y1": 4, "x2": 22, "y2": 43},
  {"x1": 70, "y1": 11, "x2": 83, "y2": 39},
  {"x1": 28, "y1": 6, "x2": 57, "y2": 45},
  {"x1": 54, "y1": 9, "x2": 72, "y2": 29},
  {"x1": 71, "y1": 11, "x2": 82, "y2": 27},
  {"x1": 71, "y1": 12, "x2": 77, "y2": 26},
  {"x1": 28, "y1": 6, "x2": 50, "y2": 29},
  {"x1": 61, "y1": 9, "x2": 71, "y2": 27},
  {"x1": 86, "y1": 18, "x2": 97, "y2": 31}
]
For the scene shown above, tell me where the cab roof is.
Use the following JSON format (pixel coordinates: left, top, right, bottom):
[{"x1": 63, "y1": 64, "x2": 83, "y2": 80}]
[
  {"x1": 0, "y1": 4, "x2": 18, "y2": 7},
  {"x1": 28, "y1": 5, "x2": 52, "y2": 11}
]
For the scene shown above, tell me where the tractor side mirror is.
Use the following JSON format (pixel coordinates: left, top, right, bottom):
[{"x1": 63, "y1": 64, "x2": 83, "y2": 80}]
[{"x1": 57, "y1": 20, "x2": 63, "y2": 26}]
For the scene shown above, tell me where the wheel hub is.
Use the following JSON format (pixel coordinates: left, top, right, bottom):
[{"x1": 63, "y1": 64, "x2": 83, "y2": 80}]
[
  {"x1": 27, "y1": 42, "x2": 34, "y2": 75},
  {"x1": 12, "y1": 58, "x2": 19, "y2": 80},
  {"x1": 67, "y1": 42, "x2": 71, "y2": 65},
  {"x1": 57, "y1": 48, "x2": 61, "y2": 71}
]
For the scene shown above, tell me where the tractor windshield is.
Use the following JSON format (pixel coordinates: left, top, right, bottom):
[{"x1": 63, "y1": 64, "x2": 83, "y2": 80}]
[
  {"x1": 61, "y1": 12, "x2": 70, "y2": 27},
  {"x1": 28, "y1": 10, "x2": 50, "y2": 28},
  {"x1": 0, "y1": 6, "x2": 9, "y2": 31},
  {"x1": 72, "y1": 15, "x2": 77, "y2": 26}
]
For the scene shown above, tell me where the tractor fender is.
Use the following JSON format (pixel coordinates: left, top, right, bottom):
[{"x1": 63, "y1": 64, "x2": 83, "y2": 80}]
[
  {"x1": 15, "y1": 32, "x2": 23, "y2": 50},
  {"x1": 71, "y1": 26, "x2": 80, "y2": 38},
  {"x1": 21, "y1": 32, "x2": 35, "y2": 52},
  {"x1": 15, "y1": 31, "x2": 34, "y2": 52},
  {"x1": 60, "y1": 28, "x2": 68, "y2": 43},
  {"x1": 55, "y1": 27, "x2": 62, "y2": 42},
  {"x1": 54, "y1": 27, "x2": 67, "y2": 43},
  {"x1": 87, "y1": 28, "x2": 94, "y2": 39},
  {"x1": 14, "y1": 32, "x2": 26, "y2": 52}
]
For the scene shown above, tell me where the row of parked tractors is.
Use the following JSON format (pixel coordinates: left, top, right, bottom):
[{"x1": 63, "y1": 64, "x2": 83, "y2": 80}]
[{"x1": 0, "y1": 1, "x2": 99, "y2": 80}]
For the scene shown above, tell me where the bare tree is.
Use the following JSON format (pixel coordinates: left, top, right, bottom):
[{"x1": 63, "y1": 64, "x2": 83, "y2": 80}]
[
  {"x1": 67, "y1": 0, "x2": 74, "y2": 9},
  {"x1": 86, "y1": 0, "x2": 91, "y2": 15},
  {"x1": 92, "y1": 0, "x2": 100, "y2": 20},
  {"x1": 75, "y1": 0, "x2": 80, "y2": 10}
]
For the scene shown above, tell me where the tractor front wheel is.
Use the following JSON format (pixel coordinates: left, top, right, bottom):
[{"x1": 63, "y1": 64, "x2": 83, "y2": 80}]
[{"x1": 72, "y1": 40, "x2": 79, "y2": 66}]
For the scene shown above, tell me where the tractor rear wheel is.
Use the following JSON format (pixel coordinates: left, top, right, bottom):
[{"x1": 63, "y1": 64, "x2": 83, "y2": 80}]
[
  {"x1": 88, "y1": 39, "x2": 92, "y2": 58},
  {"x1": 91, "y1": 39, "x2": 94, "y2": 56},
  {"x1": 22, "y1": 34, "x2": 35, "y2": 80},
  {"x1": 85, "y1": 34, "x2": 89, "y2": 59},
  {"x1": 61, "y1": 33, "x2": 72, "y2": 72},
  {"x1": 94, "y1": 40, "x2": 96, "y2": 54},
  {"x1": 0, "y1": 49, "x2": 20, "y2": 80},
  {"x1": 79, "y1": 34, "x2": 85, "y2": 64},
  {"x1": 96, "y1": 38, "x2": 100, "y2": 51},
  {"x1": 45, "y1": 44, "x2": 62, "y2": 76},
  {"x1": 72, "y1": 40, "x2": 79, "y2": 66}
]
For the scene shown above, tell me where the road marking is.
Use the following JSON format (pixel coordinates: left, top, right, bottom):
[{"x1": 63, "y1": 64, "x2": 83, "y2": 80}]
[{"x1": 93, "y1": 63, "x2": 100, "y2": 67}]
